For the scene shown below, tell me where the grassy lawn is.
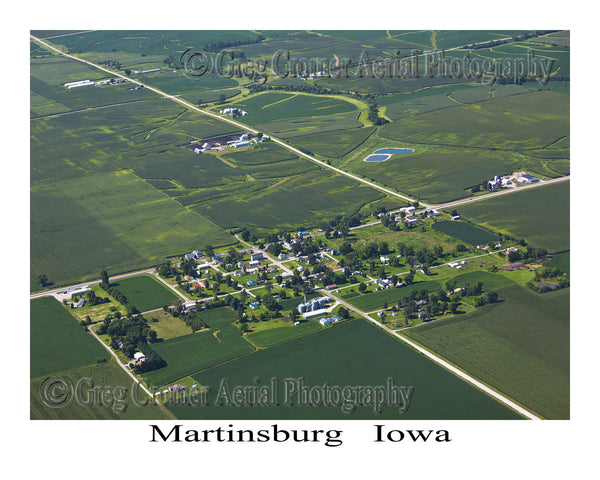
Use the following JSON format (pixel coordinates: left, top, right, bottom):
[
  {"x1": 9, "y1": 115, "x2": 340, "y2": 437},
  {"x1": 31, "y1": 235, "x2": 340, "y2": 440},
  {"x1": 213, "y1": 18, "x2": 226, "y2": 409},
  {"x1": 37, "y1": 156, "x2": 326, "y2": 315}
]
[{"x1": 146, "y1": 310, "x2": 194, "y2": 340}]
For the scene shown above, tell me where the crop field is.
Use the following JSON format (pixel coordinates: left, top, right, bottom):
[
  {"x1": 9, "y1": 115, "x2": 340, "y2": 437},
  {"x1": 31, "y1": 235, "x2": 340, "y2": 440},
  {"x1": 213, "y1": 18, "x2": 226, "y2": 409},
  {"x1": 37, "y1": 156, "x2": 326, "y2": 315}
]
[
  {"x1": 246, "y1": 320, "x2": 322, "y2": 348},
  {"x1": 289, "y1": 126, "x2": 376, "y2": 158},
  {"x1": 455, "y1": 181, "x2": 569, "y2": 252},
  {"x1": 144, "y1": 324, "x2": 255, "y2": 387},
  {"x1": 345, "y1": 144, "x2": 517, "y2": 203},
  {"x1": 30, "y1": 97, "x2": 241, "y2": 184},
  {"x1": 29, "y1": 31, "x2": 569, "y2": 424},
  {"x1": 31, "y1": 171, "x2": 232, "y2": 287},
  {"x1": 403, "y1": 285, "x2": 569, "y2": 419},
  {"x1": 110, "y1": 275, "x2": 181, "y2": 312},
  {"x1": 449, "y1": 270, "x2": 516, "y2": 291},
  {"x1": 30, "y1": 297, "x2": 110, "y2": 378},
  {"x1": 227, "y1": 92, "x2": 361, "y2": 137},
  {"x1": 345, "y1": 281, "x2": 442, "y2": 312},
  {"x1": 379, "y1": 90, "x2": 569, "y2": 151},
  {"x1": 30, "y1": 55, "x2": 160, "y2": 117},
  {"x1": 432, "y1": 221, "x2": 499, "y2": 246},
  {"x1": 166, "y1": 319, "x2": 523, "y2": 419},
  {"x1": 189, "y1": 170, "x2": 387, "y2": 232},
  {"x1": 30, "y1": 360, "x2": 169, "y2": 420}
]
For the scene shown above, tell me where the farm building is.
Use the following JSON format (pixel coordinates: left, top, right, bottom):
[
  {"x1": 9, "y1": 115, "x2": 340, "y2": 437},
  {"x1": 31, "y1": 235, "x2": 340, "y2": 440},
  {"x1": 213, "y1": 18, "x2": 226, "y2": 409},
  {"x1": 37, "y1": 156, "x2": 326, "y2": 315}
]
[
  {"x1": 247, "y1": 279, "x2": 258, "y2": 287},
  {"x1": 134, "y1": 352, "x2": 146, "y2": 362},
  {"x1": 400, "y1": 206, "x2": 416, "y2": 213},
  {"x1": 451, "y1": 215, "x2": 460, "y2": 220},
  {"x1": 74, "y1": 298, "x2": 86, "y2": 308},
  {"x1": 251, "y1": 252, "x2": 263, "y2": 261},
  {"x1": 297, "y1": 296, "x2": 330, "y2": 313},
  {"x1": 249, "y1": 301, "x2": 260, "y2": 310},
  {"x1": 70, "y1": 287, "x2": 89, "y2": 299},
  {"x1": 302, "y1": 308, "x2": 329, "y2": 320},
  {"x1": 518, "y1": 173, "x2": 539, "y2": 183},
  {"x1": 319, "y1": 314, "x2": 342, "y2": 326},
  {"x1": 64, "y1": 79, "x2": 94, "y2": 89},
  {"x1": 231, "y1": 141, "x2": 251, "y2": 148}
]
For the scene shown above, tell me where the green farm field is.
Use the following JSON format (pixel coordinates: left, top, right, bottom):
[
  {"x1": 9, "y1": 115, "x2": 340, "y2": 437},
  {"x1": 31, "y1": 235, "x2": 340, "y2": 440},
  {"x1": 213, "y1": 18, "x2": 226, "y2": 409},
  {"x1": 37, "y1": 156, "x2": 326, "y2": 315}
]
[
  {"x1": 246, "y1": 319, "x2": 322, "y2": 347},
  {"x1": 30, "y1": 360, "x2": 170, "y2": 420},
  {"x1": 109, "y1": 274, "x2": 181, "y2": 312},
  {"x1": 379, "y1": 90, "x2": 568, "y2": 151},
  {"x1": 403, "y1": 285, "x2": 569, "y2": 419},
  {"x1": 167, "y1": 319, "x2": 523, "y2": 419},
  {"x1": 432, "y1": 220, "x2": 499, "y2": 246},
  {"x1": 30, "y1": 171, "x2": 232, "y2": 288},
  {"x1": 455, "y1": 181, "x2": 570, "y2": 252},
  {"x1": 30, "y1": 297, "x2": 110, "y2": 379},
  {"x1": 143, "y1": 307, "x2": 255, "y2": 387}
]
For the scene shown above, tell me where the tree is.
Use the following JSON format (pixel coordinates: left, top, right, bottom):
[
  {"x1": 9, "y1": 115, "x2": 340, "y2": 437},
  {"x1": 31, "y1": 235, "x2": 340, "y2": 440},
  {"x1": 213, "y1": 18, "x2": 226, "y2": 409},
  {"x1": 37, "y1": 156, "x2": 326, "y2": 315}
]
[
  {"x1": 338, "y1": 307, "x2": 350, "y2": 319},
  {"x1": 37, "y1": 274, "x2": 49, "y2": 287},
  {"x1": 124, "y1": 68, "x2": 132, "y2": 76},
  {"x1": 100, "y1": 269, "x2": 110, "y2": 287}
]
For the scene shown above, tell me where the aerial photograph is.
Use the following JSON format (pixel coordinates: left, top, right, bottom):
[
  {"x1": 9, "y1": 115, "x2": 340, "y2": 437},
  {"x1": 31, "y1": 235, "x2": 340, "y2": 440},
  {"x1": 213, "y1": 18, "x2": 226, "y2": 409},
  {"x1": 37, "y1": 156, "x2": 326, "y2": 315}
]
[{"x1": 29, "y1": 29, "x2": 570, "y2": 421}]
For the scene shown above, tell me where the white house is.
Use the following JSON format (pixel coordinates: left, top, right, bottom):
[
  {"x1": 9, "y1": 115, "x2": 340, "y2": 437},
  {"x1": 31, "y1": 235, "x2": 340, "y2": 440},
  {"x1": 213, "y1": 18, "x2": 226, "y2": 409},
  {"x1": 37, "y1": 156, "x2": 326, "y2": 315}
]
[{"x1": 134, "y1": 352, "x2": 146, "y2": 362}]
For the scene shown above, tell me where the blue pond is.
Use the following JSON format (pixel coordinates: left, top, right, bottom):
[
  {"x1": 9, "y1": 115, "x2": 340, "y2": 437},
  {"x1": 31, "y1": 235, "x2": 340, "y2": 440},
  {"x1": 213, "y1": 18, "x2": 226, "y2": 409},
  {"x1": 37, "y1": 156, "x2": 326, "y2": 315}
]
[{"x1": 364, "y1": 147, "x2": 414, "y2": 162}]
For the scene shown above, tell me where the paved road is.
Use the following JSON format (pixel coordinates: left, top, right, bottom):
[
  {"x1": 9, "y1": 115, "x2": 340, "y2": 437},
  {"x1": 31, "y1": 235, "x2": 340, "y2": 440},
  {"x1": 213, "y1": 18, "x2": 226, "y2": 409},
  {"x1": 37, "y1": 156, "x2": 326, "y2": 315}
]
[
  {"x1": 30, "y1": 34, "x2": 426, "y2": 208},
  {"x1": 30, "y1": 268, "x2": 155, "y2": 300}
]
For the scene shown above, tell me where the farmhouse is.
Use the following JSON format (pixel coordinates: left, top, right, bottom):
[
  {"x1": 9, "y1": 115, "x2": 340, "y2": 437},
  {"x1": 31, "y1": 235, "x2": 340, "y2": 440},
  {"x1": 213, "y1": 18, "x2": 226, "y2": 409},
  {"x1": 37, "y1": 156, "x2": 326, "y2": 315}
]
[
  {"x1": 251, "y1": 252, "x2": 263, "y2": 261},
  {"x1": 247, "y1": 279, "x2": 258, "y2": 287},
  {"x1": 134, "y1": 352, "x2": 146, "y2": 363},
  {"x1": 249, "y1": 301, "x2": 260, "y2": 310}
]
